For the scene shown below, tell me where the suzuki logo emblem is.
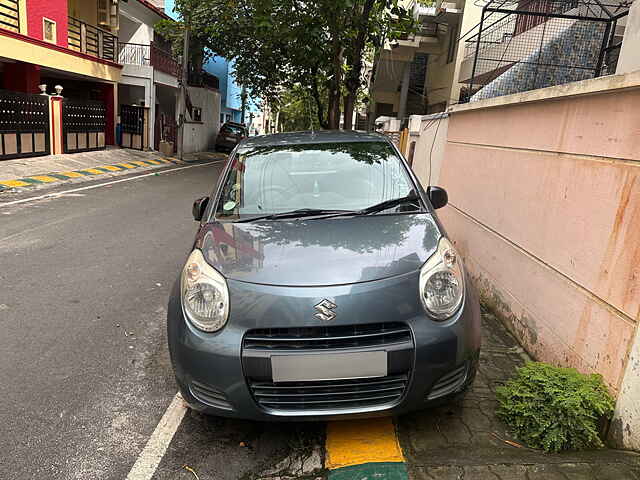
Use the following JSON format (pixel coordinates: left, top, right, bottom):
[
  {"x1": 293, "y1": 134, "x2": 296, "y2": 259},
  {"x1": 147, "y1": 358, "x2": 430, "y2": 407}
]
[{"x1": 314, "y1": 299, "x2": 337, "y2": 321}]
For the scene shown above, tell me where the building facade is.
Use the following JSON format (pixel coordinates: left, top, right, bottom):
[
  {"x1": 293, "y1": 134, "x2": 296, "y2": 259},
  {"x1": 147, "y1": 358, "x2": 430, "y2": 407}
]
[
  {"x1": 204, "y1": 56, "x2": 242, "y2": 125},
  {"x1": 117, "y1": 0, "x2": 180, "y2": 151},
  {"x1": 0, "y1": 0, "x2": 122, "y2": 159}
]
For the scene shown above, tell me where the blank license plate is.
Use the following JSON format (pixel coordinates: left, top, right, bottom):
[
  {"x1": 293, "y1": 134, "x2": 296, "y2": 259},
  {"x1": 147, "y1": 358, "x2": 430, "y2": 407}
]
[{"x1": 271, "y1": 351, "x2": 387, "y2": 383}]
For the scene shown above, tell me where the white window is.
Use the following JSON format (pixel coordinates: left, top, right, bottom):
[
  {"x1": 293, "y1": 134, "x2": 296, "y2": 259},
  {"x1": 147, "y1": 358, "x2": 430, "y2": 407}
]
[{"x1": 43, "y1": 18, "x2": 56, "y2": 43}]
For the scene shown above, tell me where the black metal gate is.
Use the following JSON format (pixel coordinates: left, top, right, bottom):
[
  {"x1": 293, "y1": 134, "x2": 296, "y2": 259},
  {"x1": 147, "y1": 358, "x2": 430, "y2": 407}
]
[
  {"x1": 120, "y1": 105, "x2": 145, "y2": 150},
  {"x1": 0, "y1": 89, "x2": 50, "y2": 161},
  {"x1": 62, "y1": 99, "x2": 106, "y2": 153}
]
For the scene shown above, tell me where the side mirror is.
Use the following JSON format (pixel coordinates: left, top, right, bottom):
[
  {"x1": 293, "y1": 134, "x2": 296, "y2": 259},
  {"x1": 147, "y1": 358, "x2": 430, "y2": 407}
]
[
  {"x1": 192, "y1": 197, "x2": 209, "y2": 221},
  {"x1": 427, "y1": 186, "x2": 448, "y2": 210}
]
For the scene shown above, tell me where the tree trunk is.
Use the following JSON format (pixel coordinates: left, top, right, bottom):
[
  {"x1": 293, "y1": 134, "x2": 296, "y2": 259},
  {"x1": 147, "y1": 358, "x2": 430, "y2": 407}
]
[
  {"x1": 343, "y1": 93, "x2": 355, "y2": 130},
  {"x1": 310, "y1": 81, "x2": 328, "y2": 130},
  {"x1": 343, "y1": 0, "x2": 376, "y2": 130},
  {"x1": 327, "y1": 89, "x2": 341, "y2": 129},
  {"x1": 327, "y1": 8, "x2": 343, "y2": 130}
]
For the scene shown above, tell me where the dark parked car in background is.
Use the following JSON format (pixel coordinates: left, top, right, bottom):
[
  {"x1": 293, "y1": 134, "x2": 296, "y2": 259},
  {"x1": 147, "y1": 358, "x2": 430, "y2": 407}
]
[
  {"x1": 215, "y1": 121, "x2": 247, "y2": 152},
  {"x1": 168, "y1": 130, "x2": 481, "y2": 420}
]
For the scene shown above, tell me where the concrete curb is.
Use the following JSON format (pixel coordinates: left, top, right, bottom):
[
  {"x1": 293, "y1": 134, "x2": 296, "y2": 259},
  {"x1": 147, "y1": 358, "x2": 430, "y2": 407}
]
[{"x1": 0, "y1": 157, "x2": 185, "y2": 192}]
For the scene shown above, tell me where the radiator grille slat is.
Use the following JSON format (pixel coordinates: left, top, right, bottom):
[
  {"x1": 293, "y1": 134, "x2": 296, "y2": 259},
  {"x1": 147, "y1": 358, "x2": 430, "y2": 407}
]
[
  {"x1": 243, "y1": 322, "x2": 412, "y2": 350},
  {"x1": 248, "y1": 374, "x2": 409, "y2": 411}
]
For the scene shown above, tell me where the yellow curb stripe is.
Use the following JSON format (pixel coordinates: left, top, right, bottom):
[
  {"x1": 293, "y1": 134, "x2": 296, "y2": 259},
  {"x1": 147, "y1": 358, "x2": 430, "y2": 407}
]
[
  {"x1": 58, "y1": 171, "x2": 85, "y2": 178},
  {"x1": 0, "y1": 179, "x2": 32, "y2": 188},
  {"x1": 325, "y1": 418, "x2": 405, "y2": 470},
  {"x1": 29, "y1": 175, "x2": 59, "y2": 183},
  {"x1": 1, "y1": 157, "x2": 178, "y2": 192}
]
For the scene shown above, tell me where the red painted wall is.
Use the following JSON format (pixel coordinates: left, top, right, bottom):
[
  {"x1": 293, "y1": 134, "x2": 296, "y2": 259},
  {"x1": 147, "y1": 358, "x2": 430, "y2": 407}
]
[
  {"x1": 27, "y1": 0, "x2": 69, "y2": 47},
  {"x1": 98, "y1": 83, "x2": 115, "y2": 145}
]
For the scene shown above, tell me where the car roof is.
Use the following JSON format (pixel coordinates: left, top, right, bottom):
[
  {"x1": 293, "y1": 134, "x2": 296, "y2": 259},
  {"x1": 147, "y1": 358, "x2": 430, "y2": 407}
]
[
  {"x1": 239, "y1": 130, "x2": 390, "y2": 149},
  {"x1": 222, "y1": 121, "x2": 246, "y2": 127}
]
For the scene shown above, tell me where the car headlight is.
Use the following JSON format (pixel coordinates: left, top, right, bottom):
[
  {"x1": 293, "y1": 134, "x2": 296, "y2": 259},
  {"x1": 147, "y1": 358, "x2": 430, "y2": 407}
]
[
  {"x1": 181, "y1": 249, "x2": 229, "y2": 332},
  {"x1": 419, "y1": 237, "x2": 465, "y2": 320}
]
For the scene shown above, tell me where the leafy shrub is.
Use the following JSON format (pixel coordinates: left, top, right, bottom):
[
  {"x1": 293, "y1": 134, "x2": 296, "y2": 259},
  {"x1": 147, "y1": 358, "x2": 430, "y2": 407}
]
[{"x1": 496, "y1": 362, "x2": 615, "y2": 453}]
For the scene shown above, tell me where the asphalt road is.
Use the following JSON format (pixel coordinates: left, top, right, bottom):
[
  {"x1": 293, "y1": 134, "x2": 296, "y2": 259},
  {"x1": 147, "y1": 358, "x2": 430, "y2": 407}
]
[{"x1": 0, "y1": 162, "x2": 321, "y2": 480}]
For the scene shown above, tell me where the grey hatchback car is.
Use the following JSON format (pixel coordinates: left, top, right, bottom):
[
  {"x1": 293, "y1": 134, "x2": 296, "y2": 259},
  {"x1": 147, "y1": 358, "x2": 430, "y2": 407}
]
[{"x1": 167, "y1": 131, "x2": 480, "y2": 420}]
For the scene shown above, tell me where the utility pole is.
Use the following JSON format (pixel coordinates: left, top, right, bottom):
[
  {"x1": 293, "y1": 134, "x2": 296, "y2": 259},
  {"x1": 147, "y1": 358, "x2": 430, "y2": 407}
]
[
  {"x1": 240, "y1": 87, "x2": 247, "y2": 125},
  {"x1": 176, "y1": 17, "x2": 190, "y2": 160}
]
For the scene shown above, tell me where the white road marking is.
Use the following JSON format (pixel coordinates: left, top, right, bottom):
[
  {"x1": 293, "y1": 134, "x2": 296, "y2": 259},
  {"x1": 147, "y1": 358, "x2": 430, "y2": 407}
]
[
  {"x1": 126, "y1": 392, "x2": 188, "y2": 480},
  {"x1": 0, "y1": 161, "x2": 220, "y2": 208}
]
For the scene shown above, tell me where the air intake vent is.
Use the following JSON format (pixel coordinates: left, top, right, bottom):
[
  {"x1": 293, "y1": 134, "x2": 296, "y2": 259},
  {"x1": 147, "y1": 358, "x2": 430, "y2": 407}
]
[
  {"x1": 190, "y1": 381, "x2": 233, "y2": 410},
  {"x1": 243, "y1": 322, "x2": 412, "y2": 351},
  {"x1": 427, "y1": 363, "x2": 468, "y2": 400},
  {"x1": 249, "y1": 373, "x2": 409, "y2": 412}
]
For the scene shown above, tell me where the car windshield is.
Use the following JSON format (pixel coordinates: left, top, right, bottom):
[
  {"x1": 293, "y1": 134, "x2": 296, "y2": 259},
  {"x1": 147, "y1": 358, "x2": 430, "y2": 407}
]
[
  {"x1": 222, "y1": 125, "x2": 245, "y2": 135},
  {"x1": 215, "y1": 141, "x2": 415, "y2": 218}
]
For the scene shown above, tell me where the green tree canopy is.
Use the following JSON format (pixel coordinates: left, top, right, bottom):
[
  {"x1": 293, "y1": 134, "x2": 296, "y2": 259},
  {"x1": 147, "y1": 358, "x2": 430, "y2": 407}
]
[{"x1": 161, "y1": 0, "x2": 414, "y2": 130}]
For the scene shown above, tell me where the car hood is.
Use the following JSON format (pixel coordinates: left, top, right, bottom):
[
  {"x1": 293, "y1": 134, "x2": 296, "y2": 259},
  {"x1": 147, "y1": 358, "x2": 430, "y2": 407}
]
[{"x1": 196, "y1": 214, "x2": 441, "y2": 286}]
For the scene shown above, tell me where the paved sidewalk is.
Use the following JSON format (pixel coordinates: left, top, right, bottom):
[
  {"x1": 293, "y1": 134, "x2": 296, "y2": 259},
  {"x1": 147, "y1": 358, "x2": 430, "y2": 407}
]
[
  {"x1": 398, "y1": 311, "x2": 640, "y2": 480},
  {"x1": 0, "y1": 148, "x2": 227, "y2": 193}
]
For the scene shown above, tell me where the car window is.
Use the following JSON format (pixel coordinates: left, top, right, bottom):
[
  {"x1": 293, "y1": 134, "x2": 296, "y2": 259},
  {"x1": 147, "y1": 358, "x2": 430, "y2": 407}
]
[
  {"x1": 215, "y1": 141, "x2": 414, "y2": 218},
  {"x1": 221, "y1": 124, "x2": 245, "y2": 135}
]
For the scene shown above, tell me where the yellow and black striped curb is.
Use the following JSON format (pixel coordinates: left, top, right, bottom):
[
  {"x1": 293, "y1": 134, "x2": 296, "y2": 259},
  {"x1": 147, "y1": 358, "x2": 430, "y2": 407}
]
[{"x1": 0, "y1": 158, "x2": 185, "y2": 192}]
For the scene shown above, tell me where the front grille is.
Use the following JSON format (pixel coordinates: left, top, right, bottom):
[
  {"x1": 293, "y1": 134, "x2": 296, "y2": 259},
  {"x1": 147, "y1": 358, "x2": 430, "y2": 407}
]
[
  {"x1": 243, "y1": 322, "x2": 412, "y2": 351},
  {"x1": 427, "y1": 363, "x2": 468, "y2": 400},
  {"x1": 190, "y1": 381, "x2": 233, "y2": 410},
  {"x1": 249, "y1": 373, "x2": 409, "y2": 411}
]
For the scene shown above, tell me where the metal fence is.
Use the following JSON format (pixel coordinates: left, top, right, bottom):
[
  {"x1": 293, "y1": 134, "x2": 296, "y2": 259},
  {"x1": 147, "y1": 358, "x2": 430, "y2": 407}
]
[
  {"x1": 120, "y1": 105, "x2": 145, "y2": 150},
  {"x1": 62, "y1": 99, "x2": 106, "y2": 154},
  {"x1": 462, "y1": 0, "x2": 630, "y2": 102},
  {"x1": 0, "y1": 89, "x2": 50, "y2": 161}
]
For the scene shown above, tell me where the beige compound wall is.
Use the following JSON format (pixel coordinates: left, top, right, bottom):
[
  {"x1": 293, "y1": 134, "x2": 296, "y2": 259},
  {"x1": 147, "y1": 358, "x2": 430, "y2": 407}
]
[
  {"x1": 432, "y1": 74, "x2": 640, "y2": 449},
  {"x1": 408, "y1": 113, "x2": 449, "y2": 187}
]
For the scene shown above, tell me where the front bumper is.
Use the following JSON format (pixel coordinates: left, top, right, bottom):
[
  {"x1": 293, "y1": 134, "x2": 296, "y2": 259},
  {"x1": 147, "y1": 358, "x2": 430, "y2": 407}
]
[{"x1": 167, "y1": 270, "x2": 481, "y2": 421}]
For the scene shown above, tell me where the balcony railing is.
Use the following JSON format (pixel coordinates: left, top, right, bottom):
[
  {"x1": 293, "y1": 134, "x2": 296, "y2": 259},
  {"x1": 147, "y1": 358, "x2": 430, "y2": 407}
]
[
  {"x1": 150, "y1": 42, "x2": 180, "y2": 77},
  {"x1": 68, "y1": 16, "x2": 117, "y2": 62},
  {"x1": 118, "y1": 43, "x2": 151, "y2": 66},
  {"x1": 118, "y1": 42, "x2": 181, "y2": 77},
  {"x1": 0, "y1": 0, "x2": 20, "y2": 32},
  {"x1": 188, "y1": 67, "x2": 220, "y2": 90}
]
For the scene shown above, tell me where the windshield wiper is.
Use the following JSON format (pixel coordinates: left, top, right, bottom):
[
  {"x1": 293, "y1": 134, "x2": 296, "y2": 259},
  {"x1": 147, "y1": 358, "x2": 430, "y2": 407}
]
[
  {"x1": 354, "y1": 193, "x2": 421, "y2": 216},
  {"x1": 231, "y1": 194, "x2": 421, "y2": 223},
  {"x1": 233, "y1": 208, "x2": 357, "y2": 223}
]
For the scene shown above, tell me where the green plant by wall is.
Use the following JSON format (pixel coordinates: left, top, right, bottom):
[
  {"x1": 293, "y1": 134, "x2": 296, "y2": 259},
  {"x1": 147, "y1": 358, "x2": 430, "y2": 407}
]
[{"x1": 496, "y1": 362, "x2": 615, "y2": 453}]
